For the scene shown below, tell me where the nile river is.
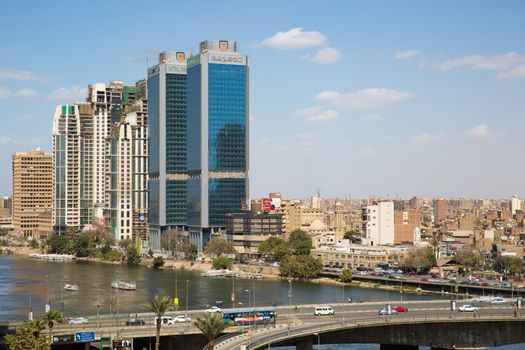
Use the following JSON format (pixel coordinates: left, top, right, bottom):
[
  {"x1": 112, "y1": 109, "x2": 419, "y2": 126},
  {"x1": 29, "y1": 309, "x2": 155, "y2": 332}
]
[{"x1": 0, "y1": 255, "x2": 434, "y2": 322}]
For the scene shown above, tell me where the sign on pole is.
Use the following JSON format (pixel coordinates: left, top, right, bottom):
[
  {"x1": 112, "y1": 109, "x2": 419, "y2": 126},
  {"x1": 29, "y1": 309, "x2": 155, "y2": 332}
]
[
  {"x1": 53, "y1": 334, "x2": 74, "y2": 343},
  {"x1": 112, "y1": 338, "x2": 132, "y2": 350},
  {"x1": 75, "y1": 331, "x2": 95, "y2": 343},
  {"x1": 174, "y1": 297, "x2": 179, "y2": 305}
]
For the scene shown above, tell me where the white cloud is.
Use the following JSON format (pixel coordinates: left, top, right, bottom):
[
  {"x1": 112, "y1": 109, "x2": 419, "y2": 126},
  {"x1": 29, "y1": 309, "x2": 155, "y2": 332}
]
[
  {"x1": 315, "y1": 88, "x2": 415, "y2": 109},
  {"x1": 366, "y1": 114, "x2": 381, "y2": 122},
  {"x1": 0, "y1": 86, "x2": 10, "y2": 99},
  {"x1": 0, "y1": 68, "x2": 41, "y2": 81},
  {"x1": 432, "y1": 52, "x2": 525, "y2": 72},
  {"x1": 312, "y1": 47, "x2": 342, "y2": 64},
  {"x1": 410, "y1": 133, "x2": 445, "y2": 142},
  {"x1": 497, "y1": 64, "x2": 525, "y2": 79},
  {"x1": 18, "y1": 114, "x2": 34, "y2": 121},
  {"x1": 14, "y1": 88, "x2": 38, "y2": 97},
  {"x1": 48, "y1": 85, "x2": 87, "y2": 101},
  {"x1": 464, "y1": 124, "x2": 492, "y2": 139},
  {"x1": 260, "y1": 28, "x2": 327, "y2": 50},
  {"x1": 357, "y1": 148, "x2": 378, "y2": 157},
  {"x1": 394, "y1": 50, "x2": 421, "y2": 60},
  {"x1": 294, "y1": 106, "x2": 339, "y2": 123}
]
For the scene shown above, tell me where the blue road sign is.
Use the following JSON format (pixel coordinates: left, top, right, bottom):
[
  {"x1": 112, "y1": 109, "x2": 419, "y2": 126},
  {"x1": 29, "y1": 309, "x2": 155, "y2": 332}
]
[{"x1": 75, "y1": 331, "x2": 95, "y2": 342}]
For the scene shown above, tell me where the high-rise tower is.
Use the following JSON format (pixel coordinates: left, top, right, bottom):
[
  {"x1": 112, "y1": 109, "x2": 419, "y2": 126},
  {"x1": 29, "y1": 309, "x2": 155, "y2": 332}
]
[
  {"x1": 186, "y1": 40, "x2": 249, "y2": 252},
  {"x1": 147, "y1": 50, "x2": 188, "y2": 248}
]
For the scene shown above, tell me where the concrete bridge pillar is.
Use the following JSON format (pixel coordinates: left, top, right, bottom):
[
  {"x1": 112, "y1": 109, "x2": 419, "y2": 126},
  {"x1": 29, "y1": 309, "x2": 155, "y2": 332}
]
[
  {"x1": 380, "y1": 345, "x2": 418, "y2": 350},
  {"x1": 296, "y1": 337, "x2": 313, "y2": 350}
]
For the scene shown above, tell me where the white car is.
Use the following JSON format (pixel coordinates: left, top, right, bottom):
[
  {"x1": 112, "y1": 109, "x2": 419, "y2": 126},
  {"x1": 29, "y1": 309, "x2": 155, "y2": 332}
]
[
  {"x1": 378, "y1": 307, "x2": 398, "y2": 316},
  {"x1": 314, "y1": 306, "x2": 334, "y2": 316},
  {"x1": 154, "y1": 316, "x2": 176, "y2": 325},
  {"x1": 174, "y1": 315, "x2": 192, "y2": 323},
  {"x1": 458, "y1": 305, "x2": 478, "y2": 312},
  {"x1": 490, "y1": 298, "x2": 506, "y2": 305},
  {"x1": 205, "y1": 306, "x2": 222, "y2": 313},
  {"x1": 69, "y1": 317, "x2": 88, "y2": 325}
]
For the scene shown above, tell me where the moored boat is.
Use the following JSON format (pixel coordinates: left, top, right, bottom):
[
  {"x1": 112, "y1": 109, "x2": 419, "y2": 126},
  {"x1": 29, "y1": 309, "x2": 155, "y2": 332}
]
[
  {"x1": 64, "y1": 283, "x2": 79, "y2": 291},
  {"x1": 111, "y1": 280, "x2": 136, "y2": 290}
]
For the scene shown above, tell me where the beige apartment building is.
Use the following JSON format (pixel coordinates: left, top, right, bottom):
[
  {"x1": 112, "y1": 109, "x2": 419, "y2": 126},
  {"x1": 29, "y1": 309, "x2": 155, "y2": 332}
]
[{"x1": 12, "y1": 150, "x2": 53, "y2": 238}]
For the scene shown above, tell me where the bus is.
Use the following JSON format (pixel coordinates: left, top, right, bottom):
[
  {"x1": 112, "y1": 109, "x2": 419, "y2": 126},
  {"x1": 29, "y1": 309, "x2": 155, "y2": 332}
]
[{"x1": 222, "y1": 308, "x2": 277, "y2": 325}]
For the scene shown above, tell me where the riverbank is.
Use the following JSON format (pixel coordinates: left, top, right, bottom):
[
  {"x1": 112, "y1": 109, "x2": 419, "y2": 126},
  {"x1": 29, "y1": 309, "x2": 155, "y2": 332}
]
[{"x1": 10, "y1": 246, "x2": 442, "y2": 296}]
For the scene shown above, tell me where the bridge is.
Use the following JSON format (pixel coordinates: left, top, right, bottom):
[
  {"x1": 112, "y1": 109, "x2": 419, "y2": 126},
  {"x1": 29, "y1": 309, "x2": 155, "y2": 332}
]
[{"x1": 9, "y1": 299, "x2": 524, "y2": 349}]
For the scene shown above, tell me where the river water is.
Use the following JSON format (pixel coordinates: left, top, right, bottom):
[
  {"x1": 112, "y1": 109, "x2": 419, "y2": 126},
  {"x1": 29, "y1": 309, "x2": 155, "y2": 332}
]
[{"x1": 0, "y1": 255, "x2": 437, "y2": 322}]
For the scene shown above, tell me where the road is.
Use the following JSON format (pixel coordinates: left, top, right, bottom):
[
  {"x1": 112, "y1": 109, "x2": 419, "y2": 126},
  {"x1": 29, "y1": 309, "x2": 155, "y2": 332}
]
[{"x1": 51, "y1": 298, "x2": 522, "y2": 340}]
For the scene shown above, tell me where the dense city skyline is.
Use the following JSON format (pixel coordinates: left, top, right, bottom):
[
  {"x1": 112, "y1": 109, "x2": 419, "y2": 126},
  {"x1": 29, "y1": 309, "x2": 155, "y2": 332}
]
[{"x1": 1, "y1": 1, "x2": 524, "y2": 199}]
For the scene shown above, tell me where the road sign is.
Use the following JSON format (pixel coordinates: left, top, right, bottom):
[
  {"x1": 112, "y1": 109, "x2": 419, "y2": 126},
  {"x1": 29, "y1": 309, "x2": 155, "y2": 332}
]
[
  {"x1": 174, "y1": 297, "x2": 179, "y2": 305},
  {"x1": 53, "y1": 334, "x2": 74, "y2": 343},
  {"x1": 112, "y1": 338, "x2": 132, "y2": 350},
  {"x1": 100, "y1": 336, "x2": 112, "y2": 349},
  {"x1": 75, "y1": 331, "x2": 95, "y2": 342}
]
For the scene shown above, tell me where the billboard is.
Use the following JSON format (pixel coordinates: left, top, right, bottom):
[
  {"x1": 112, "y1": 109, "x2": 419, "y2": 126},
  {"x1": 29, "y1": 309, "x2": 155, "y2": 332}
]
[{"x1": 262, "y1": 198, "x2": 281, "y2": 211}]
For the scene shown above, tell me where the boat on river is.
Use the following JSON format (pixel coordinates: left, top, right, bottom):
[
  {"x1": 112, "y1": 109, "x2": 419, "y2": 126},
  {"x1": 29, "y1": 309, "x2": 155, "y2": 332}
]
[
  {"x1": 111, "y1": 279, "x2": 137, "y2": 290},
  {"x1": 64, "y1": 283, "x2": 79, "y2": 291}
]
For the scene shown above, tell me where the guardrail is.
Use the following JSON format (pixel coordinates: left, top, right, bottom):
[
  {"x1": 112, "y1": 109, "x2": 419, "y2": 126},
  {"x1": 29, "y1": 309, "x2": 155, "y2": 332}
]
[{"x1": 209, "y1": 311, "x2": 525, "y2": 350}]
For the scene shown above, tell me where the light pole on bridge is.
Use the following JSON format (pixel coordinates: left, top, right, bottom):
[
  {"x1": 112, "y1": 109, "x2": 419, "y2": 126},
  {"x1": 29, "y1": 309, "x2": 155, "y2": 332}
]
[{"x1": 313, "y1": 332, "x2": 320, "y2": 350}]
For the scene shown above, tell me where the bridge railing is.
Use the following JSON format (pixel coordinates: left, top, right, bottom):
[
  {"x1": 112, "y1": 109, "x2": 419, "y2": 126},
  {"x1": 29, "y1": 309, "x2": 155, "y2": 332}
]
[{"x1": 210, "y1": 311, "x2": 525, "y2": 350}]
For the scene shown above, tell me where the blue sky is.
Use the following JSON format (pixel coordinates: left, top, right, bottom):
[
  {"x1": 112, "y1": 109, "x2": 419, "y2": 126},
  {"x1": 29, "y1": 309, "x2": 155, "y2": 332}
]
[{"x1": 0, "y1": 0, "x2": 524, "y2": 199}]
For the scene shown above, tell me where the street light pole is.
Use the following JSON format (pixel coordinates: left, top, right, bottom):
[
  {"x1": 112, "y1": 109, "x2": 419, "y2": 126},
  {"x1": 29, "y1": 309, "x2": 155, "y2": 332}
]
[
  {"x1": 342, "y1": 283, "x2": 345, "y2": 324},
  {"x1": 245, "y1": 289, "x2": 251, "y2": 328},
  {"x1": 287, "y1": 280, "x2": 292, "y2": 334},
  {"x1": 185, "y1": 280, "x2": 189, "y2": 317},
  {"x1": 175, "y1": 269, "x2": 178, "y2": 312}
]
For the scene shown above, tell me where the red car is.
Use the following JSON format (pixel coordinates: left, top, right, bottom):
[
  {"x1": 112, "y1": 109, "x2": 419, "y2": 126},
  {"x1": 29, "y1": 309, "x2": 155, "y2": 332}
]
[{"x1": 392, "y1": 306, "x2": 409, "y2": 313}]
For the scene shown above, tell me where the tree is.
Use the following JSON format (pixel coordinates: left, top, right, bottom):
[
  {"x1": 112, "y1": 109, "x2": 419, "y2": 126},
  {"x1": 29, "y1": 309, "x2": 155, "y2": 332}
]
[
  {"x1": 143, "y1": 295, "x2": 172, "y2": 350},
  {"x1": 340, "y1": 268, "x2": 353, "y2": 283},
  {"x1": 212, "y1": 256, "x2": 233, "y2": 270},
  {"x1": 258, "y1": 237, "x2": 285, "y2": 256},
  {"x1": 5, "y1": 321, "x2": 50, "y2": 350},
  {"x1": 288, "y1": 230, "x2": 312, "y2": 255},
  {"x1": 279, "y1": 255, "x2": 322, "y2": 279},
  {"x1": 45, "y1": 234, "x2": 71, "y2": 254},
  {"x1": 401, "y1": 247, "x2": 436, "y2": 273},
  {"x1": 126, "y1": 246, "x2": 141, "y2": 266},
  {"x1": 494, "y1": 256, "x2": 523, "y2": 276},
  {"x1": 72, "y1": 233, "x2": 95, "y2": 257},
  {"x1": 184, "y1": 243, "x2": 198, "y2": 261},
  {"x1": 43, "y1": 310, "x2": 63, "y2": 343},
  {"x1": 204, "y1": 237, "x2": 236, "y2": 257},
  {"x1": 84, "y1": 218, "x2": 113, "y2": 245},
  {"x1": 343, "y1": 230, "x2": 360, "y2": 239},
  {"x1": 119, "y1": 239, "x2": 133, "y2": 249},
  {"x1": 193, "y1": 313, "x2": 231, "y2": 350},
  {"x1": 454, "y1": 247, "x2": 484, "y2": 270},
  {"x1": 153, "y1": 256, "x2": 165, "y2": 270}
]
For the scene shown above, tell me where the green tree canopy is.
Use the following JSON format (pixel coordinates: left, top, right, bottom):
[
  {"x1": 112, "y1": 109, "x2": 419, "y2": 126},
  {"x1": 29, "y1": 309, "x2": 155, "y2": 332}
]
[
  {"x1": 212, "y1": 256, "x2": 233, "y2": 270},
  {"x1": 204, "y1": 237, "x2": 236, "y2": 257},
  {"x1": 343, "y1": 230, "x2": 360, "y2": 239},
  {"x1": 340, "y1": 268, "x2": 353, "y2": 283},
  {"x1": 193, "y1": 313, "x2": 232, "y2": 350},
  {"x1": 454, "y1": 247, "x2": 484, "y2": 270},
  {"x1": 288, "y1": 230, "x2": 313, "y2": 255},
  {"x1": 401, "y1": 247, "x2": 436, "y2": 273},
  {"x1": 279, "y1": 254, "x2": 322, "y2": 279},
  {"x1": 494, "y1": 255, "x2": 523, "y2": 275},
  {"x1": 43, "y1": 310, "x2": 63, "y2": 343},
  {"x1": 258, "y1": 237, "x2": 285, "y2": 255},
  {"x1": 5, "y1": 321, "x2": 50, "y2": 350},
  {"x1": 45, "y1": 234, "x2": 71, "y2": 254},
  {"x1": 126, "y1": 246, "x2": 141, "y2": 266},
  {"x1": 153, "y1": 256, "x2": 165, "y2": 270},
  {"x1": 72, "y1": 233, "x2": 95, "y2": 257}
]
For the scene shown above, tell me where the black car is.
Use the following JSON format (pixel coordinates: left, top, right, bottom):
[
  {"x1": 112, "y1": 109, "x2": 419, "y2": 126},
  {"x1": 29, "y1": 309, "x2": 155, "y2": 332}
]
[{"x1": 126, "y1": 318, "x2": 145, "y2": 326}]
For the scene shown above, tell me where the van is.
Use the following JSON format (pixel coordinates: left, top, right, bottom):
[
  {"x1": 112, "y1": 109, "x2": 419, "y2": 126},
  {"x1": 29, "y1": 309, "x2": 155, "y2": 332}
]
[
  {"x1": 314, "y1": 306, "x2": 334, "y2": 316},
  {"x1": 153, "y1": 316, "x2": 175, "y2": 325}
]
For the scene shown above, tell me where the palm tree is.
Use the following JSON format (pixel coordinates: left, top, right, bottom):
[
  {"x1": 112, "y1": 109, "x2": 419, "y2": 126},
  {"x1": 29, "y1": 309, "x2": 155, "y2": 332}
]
[
  {"x1": 26, "y1": 319, "x2": 46, "y2": 338},
  {"x1": 143, "y1": 294, "x2": 172, "y2": 350},
  {"x1": 193, "y1": 313, "x2": 231, "y2": 350},
  {"x1": 43, "y1": 310, "x2": 63, "y2": 343}
]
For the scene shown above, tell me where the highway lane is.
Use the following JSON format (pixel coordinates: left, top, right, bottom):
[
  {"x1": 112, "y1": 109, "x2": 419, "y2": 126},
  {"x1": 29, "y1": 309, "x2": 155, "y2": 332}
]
[{"x1": 51, "y1": 299, "x2": 521, "y2": 338}]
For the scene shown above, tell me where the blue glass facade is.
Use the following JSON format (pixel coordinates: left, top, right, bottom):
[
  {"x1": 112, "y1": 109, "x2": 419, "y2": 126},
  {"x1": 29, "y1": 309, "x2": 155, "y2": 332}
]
[
  {"x1": 186, "y1": 65, "x2": 201, "y2": 172},
  {"x1": 208, "y1": 64, "x2": 247, "y2": 172},
  {"x1": 166, "y1": 74, "x2": 187, "y2": 173},
  {"x1": 149, "y1": 179, "x2": 159, "y2": 225},
  {"x1": 166, "y1": 180, "x2": 186, "y2": 225},
  {"x1": 208, "y1": 178, "x2": 246, "y2": 226}
]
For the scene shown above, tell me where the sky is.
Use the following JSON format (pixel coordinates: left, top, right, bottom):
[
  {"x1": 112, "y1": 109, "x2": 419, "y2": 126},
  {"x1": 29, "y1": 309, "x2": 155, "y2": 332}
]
[{"x1": 0, "y1": 0, "x2": 524, "y2": 200}]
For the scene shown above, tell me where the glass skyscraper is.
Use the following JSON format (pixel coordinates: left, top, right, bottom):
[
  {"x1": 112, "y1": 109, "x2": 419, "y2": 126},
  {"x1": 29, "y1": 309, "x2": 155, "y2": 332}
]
[
  {"x1": 148, "y1": 50, "x2": 188, "y2": 248},
  {"x1": 187, "y1": 40, "x2": 249, "y2": 252}
]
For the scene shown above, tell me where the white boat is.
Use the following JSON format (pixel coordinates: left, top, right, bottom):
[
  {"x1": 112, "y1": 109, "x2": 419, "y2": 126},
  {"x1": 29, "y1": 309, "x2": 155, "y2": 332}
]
[
  {"x1": 64, "y1": 283, "x2": 79, "y2": 291},
  {"x1": 111, "y1": 280, "x2": 136, "y2": 290}
]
